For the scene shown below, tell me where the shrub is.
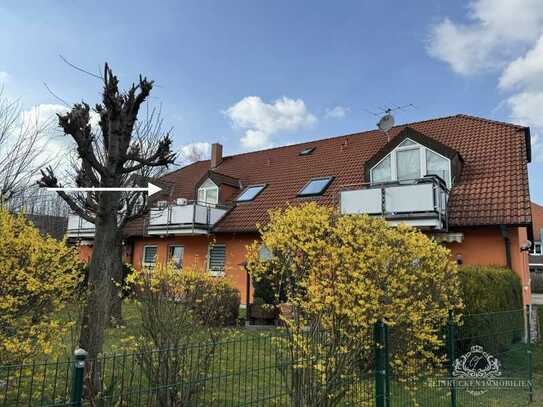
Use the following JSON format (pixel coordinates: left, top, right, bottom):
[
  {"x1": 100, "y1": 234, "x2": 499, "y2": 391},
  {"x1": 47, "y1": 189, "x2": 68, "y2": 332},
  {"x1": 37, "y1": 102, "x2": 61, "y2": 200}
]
[
  {"x1": 78, "y1": 262, "x2": 135, "y2": 299},
  {"x1": 246, "y1": 203, "x2": 462, "y2": 406},
  {"x1": 0, "y1": 208, "x2": 82, "y2": 364},
  {"x1": 129, "y1": 264, "x2": 239, "y2": 406},
  {"x1": 457, "y1": 265, "x2": 524, "y2": 353},
  {"x1": 252, "y1": 268, "x2": 287, "y2": 305},
  {"x1": 459, "y1": 265, "x2": 522, "y2": 314}
]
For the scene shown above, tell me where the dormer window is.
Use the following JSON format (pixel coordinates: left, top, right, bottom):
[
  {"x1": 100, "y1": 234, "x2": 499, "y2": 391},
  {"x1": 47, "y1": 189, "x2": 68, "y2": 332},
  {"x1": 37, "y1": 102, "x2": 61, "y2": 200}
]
[
  {"x1": 370, "y1": 138, "x2": 452, "y2": 187},
  {"x1": 197, "y1": 179, "x2": 219, "y2": 205}
]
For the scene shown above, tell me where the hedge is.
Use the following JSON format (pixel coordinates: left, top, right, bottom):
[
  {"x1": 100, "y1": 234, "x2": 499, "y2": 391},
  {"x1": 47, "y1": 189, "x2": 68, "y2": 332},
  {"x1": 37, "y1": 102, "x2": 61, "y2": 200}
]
[{"x1": 457, "y1": 265, "x2": 524, "y2": 354}]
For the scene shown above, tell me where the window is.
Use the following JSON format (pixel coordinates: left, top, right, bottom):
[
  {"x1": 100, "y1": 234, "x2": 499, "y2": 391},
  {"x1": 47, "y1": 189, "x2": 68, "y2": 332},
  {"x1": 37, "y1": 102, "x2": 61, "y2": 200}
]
[
  {"x1": 370, "y1": 138, "x2": 452, "y2": 187},
  {"x1": 197, "y1": 179, "x2": 219, "y2": 205},
  {"x1": 396, "y1": 148, "x2": 421, "y2": 180},
  {"x1": 426, "y1": 150, "x2": 450, "y2": 184},
  {"x1": 168, "y1": 245, "x2": 184, "y2": 268},
  {"x1": 208, "y1": 244, "x2": 226, "y2": 276},
  {"x1": 371, "y1": 156, "x2": 392, "y2": 183},
  {"x1": 398, "y1": 139, "x2": 417, "y2": 147},
  {"x1": 142, "y1": 245, "x2": 158, "y2": 268},
  {"x1": 531, "y1": 242, "x2": 542, "y2": 255},
  {"x1": 299, "y1": 147, "x2": 315, "y2": 156},
  {"x1": 298, "y1": 177, "x2": 333, "y2": 196},
  {"x1": 236, "y1": 184, "x2": 267, "y2": 202}
]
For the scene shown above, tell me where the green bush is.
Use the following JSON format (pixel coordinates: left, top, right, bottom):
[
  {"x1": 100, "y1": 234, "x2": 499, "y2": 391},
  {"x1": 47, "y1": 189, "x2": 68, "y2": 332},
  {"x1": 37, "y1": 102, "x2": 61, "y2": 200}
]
[{"x1": 457, "y1": 266, "x2": 524, "y2": 354}]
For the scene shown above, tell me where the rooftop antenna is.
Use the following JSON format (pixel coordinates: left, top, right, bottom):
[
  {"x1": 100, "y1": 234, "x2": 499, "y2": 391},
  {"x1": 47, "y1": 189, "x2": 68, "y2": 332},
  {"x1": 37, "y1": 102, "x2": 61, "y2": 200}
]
[{"x1": 367, "y1": 104, "x2": 416, "y2": 142}]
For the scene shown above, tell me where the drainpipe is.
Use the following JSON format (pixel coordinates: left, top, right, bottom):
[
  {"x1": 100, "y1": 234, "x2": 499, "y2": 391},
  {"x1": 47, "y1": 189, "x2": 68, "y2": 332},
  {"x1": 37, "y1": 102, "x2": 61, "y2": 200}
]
[{"x1": 500, "y1": 225, "x2": 512, "y2": 269}]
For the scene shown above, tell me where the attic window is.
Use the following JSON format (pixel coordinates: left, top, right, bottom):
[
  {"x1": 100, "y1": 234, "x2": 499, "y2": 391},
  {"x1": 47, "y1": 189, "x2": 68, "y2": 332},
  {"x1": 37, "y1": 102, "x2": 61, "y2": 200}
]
[
  {"x1": 370, "y1": 138, "x2": 452, "y2": 187},
  {"x1": 298, "y1": 176, "x2": 333, "y2": 196},
  {"x1": 299, "y1": 147, "x2": 315, "y2": 156},
  {"x1": 236, "y1": 184, "x2": 266, "y2": 202},
  {"x1": 197, "y1": 178, "x2": 219, "y2": 205}
]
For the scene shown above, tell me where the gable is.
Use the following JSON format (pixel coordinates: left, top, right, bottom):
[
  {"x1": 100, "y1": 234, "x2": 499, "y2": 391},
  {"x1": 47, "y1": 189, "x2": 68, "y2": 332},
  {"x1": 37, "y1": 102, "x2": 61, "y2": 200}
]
[{"x1": 363, "y1": 127, "x2": 463, "y2": 185}]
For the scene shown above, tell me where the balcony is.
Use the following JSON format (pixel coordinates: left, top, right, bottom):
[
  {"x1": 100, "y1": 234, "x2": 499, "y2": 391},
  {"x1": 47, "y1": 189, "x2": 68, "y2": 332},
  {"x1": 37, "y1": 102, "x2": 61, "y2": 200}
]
[
  {"x1": 147, "y1": 201, "x2": 229, "y2": 235},
  {"x1": 340, "y1": 176, "x2": 448, "y2": 230},
  {"x1": 67, "y1": 214, "x2": 96, "y2": 238}
]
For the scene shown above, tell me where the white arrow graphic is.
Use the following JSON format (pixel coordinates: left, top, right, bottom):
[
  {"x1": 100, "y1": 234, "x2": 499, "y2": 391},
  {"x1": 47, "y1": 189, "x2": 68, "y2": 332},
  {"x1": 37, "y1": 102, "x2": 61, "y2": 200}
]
[{"x1": 47, "y1": 182, "x2": 162, "y2": 197}]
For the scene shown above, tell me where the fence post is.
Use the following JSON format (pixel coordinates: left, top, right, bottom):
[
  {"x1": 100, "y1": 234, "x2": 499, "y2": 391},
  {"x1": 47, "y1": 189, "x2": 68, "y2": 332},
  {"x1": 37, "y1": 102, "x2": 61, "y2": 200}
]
[
  {"x1": 70, "y1": 348, "x2": 87, "y2": 407},
  {"x1": 526, "y1": 305, "x2": 533, "y2": 403},
  {"x1": 384, "y1": 323, "x2": 391, "y2": 407},
  {"x1": 374, "y1": 320, "x2": 387, "y2": 407},
  {"x1": 447, "y1": 311, "x2": 457, "y2": 407}
]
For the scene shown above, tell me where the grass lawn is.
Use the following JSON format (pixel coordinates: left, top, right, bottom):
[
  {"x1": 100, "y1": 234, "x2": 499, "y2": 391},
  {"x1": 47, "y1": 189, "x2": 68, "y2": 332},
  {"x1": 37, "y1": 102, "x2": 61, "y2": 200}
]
[{"x1": 3, "y1": 302, "x2": 541, "y2": 406}]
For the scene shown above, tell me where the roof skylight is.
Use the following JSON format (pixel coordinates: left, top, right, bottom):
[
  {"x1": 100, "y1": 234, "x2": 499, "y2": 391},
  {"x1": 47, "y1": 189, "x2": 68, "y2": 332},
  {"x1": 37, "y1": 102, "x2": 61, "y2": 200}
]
[
  {"x1": 236, "y1": 184, "x2": 266, "y2": 202},
  {"x1": 298, "y1": 147, "x2": 315, "y2": 156},
  {"x1": 297, "y1": 177, "x2": 333, "y2": 196}
]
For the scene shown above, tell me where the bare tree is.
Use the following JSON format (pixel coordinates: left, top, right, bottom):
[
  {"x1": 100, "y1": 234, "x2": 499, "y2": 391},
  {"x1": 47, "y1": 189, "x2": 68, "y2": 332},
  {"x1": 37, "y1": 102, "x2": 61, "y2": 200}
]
[
  {"x1": 38, "y1": 64, "x2": 176, "y2": 370},
  {"x1": 0, "y1": 88, "x2": 54, "y2": 204}
]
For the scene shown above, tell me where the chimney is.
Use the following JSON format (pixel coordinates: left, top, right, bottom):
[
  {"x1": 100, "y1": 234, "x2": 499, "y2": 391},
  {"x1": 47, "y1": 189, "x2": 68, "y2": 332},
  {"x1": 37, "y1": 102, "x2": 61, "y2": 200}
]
[{"x1": 211, "y1": 143, "x2": 223, "y2": 168}]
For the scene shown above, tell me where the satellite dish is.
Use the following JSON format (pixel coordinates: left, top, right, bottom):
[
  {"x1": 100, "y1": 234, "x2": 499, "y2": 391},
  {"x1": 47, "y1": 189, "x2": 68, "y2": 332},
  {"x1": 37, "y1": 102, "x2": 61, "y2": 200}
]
[{"x1": 377, "y1": 113, "x2": 395, "y2": 133}]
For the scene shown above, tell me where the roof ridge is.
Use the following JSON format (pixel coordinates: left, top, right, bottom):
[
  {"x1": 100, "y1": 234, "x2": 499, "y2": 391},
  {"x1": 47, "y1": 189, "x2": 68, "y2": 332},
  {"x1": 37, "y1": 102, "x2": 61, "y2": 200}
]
[
  {"x1": 171, "y1": 113, "x2": 524, "y2": 171},
  {"x1": 214, "y1": 114, "x2": 464, "y2": 161},
  {"x1": 454, "y1": 113, "x2": 526, "y2": 130}
]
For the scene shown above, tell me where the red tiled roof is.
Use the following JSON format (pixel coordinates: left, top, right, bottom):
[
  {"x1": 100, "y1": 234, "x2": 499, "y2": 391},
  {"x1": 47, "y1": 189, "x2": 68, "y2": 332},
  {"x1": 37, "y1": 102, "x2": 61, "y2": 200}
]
[
  {"x1": 532, "y1": 202, "x2": 543, "y2": 241},
  {"x1": 127, "y1": 114, "x2": 532, "y2": 235}
]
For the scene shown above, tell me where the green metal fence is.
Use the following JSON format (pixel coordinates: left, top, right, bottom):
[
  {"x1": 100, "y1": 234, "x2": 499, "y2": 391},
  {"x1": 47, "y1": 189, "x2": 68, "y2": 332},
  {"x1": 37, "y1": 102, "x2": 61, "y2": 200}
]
[{"x1": 0, "y1": 309, "x2": 534, "y2": 406}]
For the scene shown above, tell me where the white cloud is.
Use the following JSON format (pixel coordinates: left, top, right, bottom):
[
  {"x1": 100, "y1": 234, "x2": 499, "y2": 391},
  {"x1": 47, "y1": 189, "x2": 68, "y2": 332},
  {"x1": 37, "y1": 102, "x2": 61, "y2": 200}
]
[
  {"x1": 0, "y1": 71, "x2": 9, "y2": 84},
  {"x1": 224, "y1": 96, "x2": 317, "y2": 149},
  {"x1": 178, "y1": 142, "x2": 210, "y2": 163},
  {"x1": 508, "y1": 92, "x2": 543, "y2": 128},
  {"x1": 428, "y1": 0, "x2": 543, "y2": 163},
  {"x1": 20, "y1": 104, "x2": 68, "y2": 135},
  {"x1": 507, "y1": 92, "x2": 543, "y2": 163},
  {"x1": 325, "y1": 105, "x2": 350, "y2": 118},
  {"x1": 427, "y1": 0, "x2": 543, "y2": 75},
  {"x1": 499, "y1": 34, "x2": 543, "y2": 90}
]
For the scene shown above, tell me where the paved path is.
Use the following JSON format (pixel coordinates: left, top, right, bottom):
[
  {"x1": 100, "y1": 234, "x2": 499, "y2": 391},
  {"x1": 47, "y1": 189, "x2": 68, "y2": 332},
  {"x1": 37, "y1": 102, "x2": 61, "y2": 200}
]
[{"x1": 532, "y1": 293, "x2": 543, "y2": 305}]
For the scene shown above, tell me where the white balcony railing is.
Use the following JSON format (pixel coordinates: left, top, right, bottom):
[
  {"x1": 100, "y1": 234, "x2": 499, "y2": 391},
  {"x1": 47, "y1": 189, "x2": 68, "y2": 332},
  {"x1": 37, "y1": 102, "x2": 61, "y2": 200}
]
[
  {"x1": 147, "y1": 201, "x2": 229, "y2": 235},
  {"x1": 67, "y1": 201, "x2": 230, "y2": 238},
  {"x1": 340, "y1": 176, "x2": 448, "y2": 230},
  {"x1": 67, "y1": 214, "x2": 96, "y2": 238}
]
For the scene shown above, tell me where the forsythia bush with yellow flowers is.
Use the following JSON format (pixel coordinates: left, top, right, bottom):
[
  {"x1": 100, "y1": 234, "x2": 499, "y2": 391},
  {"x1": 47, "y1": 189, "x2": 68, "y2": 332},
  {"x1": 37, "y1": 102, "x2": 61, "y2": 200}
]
[
  {"x1": 246, "y1": 203, "x2": 463, "y2": 407},
  {"x1": 127, "y1": 264, "x2": 240, "y2": 406},
  {"x1": 0, "y1": 208, "x2": 82, "y2": 364}
]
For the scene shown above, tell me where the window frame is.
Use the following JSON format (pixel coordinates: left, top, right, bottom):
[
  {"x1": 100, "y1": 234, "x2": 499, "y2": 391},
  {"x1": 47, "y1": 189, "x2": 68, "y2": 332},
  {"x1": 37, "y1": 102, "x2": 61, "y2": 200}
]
[
  {"x1": 236, "y1": 184, "x2": 267, "y2": 203},
  {"x1": 369, "y1": 138, "x2": 452, "y2": 187},
  {"x1": 207, "y1": 244, "x2": 226, "y2": 276},
  {"x1": 532, "y1": 241, "x2": 542, "y2": 255},
  {"x1": 297, "y1": 176, "x2": 334, "y2": 197},
  {"x1": 197, "y1": 179, "x2": 219, "y2": 205},
  {"x1": 167, "y1": 244, "x2": 184, "y2": 268},
  {"x1": 142, "y1": 245, "x2": 158, "y2": 268}
]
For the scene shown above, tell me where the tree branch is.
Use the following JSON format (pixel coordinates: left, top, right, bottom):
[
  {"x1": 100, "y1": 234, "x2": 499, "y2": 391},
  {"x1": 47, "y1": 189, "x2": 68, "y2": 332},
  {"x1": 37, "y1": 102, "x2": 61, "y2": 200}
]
[{"x1": 37, "y1": 167, "x2": 96, "y2": 223}]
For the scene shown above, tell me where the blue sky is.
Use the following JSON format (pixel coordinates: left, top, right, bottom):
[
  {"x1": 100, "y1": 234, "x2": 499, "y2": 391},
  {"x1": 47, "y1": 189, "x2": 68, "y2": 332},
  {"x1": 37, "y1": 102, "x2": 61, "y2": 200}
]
[{"x1": 0, "y1": 0, "x2": 541, "y2": 203}]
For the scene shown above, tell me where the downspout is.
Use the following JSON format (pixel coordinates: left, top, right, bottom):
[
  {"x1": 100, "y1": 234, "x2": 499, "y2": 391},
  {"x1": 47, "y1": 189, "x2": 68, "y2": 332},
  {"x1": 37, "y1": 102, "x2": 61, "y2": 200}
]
[{"x1": 500, "y1": 225, "x2": 512, "y2": 269}]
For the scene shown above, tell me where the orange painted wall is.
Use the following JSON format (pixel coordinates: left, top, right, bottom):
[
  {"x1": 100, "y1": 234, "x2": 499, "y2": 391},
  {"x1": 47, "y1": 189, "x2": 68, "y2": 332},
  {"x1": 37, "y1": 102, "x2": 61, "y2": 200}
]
[
  {"x1": 75, "y1": 226, "x2": 532, "y2": 306},
  {"x1": 445, "y1": 226, "x2": 531, "y2": 304},
  {"x1": 130, "y1": 233, "x2": 260, "y2": 304},
  {"x1": 78, "y1": 244, "x2": 93, "y2": 262}
]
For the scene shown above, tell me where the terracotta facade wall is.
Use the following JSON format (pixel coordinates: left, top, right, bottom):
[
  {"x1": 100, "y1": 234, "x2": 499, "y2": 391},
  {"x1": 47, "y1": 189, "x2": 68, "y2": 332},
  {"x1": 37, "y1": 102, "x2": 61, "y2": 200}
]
[
  {"x1": 76, "y1": 225, "x2": 532, "y2": 306},
  {"x1": 130, "y1": 233, "x2": 260, "y2": 304},
  {"x1": 445, "y1": 226, "x2": 531, "y2": 304}
]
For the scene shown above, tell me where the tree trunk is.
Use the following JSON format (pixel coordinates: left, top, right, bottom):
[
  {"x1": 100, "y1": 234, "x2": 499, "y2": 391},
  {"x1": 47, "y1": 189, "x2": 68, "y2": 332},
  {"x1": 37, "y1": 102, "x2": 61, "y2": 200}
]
[
  {"x1": 79, "y1": 193, "x2": 122, "y2": 392},
  {"x1": 109, "y1": 261, "x2": 123, "y2": 325}
]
